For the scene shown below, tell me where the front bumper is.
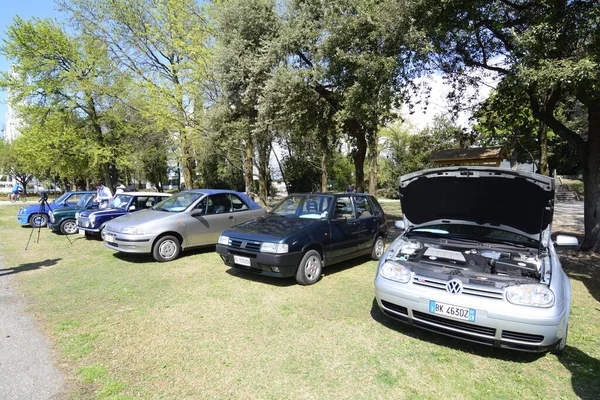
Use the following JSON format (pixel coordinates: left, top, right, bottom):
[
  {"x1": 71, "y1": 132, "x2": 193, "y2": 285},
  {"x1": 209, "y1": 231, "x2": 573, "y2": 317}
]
[
  {"x1": 101, "y1": 230, "x2": 155, "y2": 254},
  {"x1": 215, "y1": 244, "x2": 304, "y2": 278},
  {"x1": 374, "y1": 275, "x2": 567, "y2": 352},
  {"x1": 17, "y1": 213, "x2": 31, "y2": 225}
]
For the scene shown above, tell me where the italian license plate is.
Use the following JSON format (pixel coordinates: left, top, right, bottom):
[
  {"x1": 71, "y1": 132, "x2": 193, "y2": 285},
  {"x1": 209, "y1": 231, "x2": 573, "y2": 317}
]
[
  {"x1": 105, "y1": 235, "x2": 115, "y2": 243},
  {"x1": 429, "y1": 300, "x2": 476, "y2": 322},
  {"x1": 79, "y1": 229, "x2": 85, "y2": 235},
  {"x1": 233, "y1": 255, "x2": 251, "y2": 267}
]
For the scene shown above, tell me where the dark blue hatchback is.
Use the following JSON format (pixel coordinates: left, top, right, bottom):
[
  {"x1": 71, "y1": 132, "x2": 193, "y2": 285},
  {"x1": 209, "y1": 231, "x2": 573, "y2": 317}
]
[{"x1": 216, "y1": 193, "x2": 386, "y2": 285}]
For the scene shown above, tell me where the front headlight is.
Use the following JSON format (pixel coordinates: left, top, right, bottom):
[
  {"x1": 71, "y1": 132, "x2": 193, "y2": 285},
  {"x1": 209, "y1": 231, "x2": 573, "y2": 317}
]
[
  {"x1": 505, "y1": 284, "x2": 555, "y2": 307},
  {"x1": 75, "y1": 212, "x2": 80, "y2": 219},
  {"x1": 379, "y1": 261, "x2": 412, "y2": 283},
  {"x1": 218, "y1": 235, "x2": 229, "y2": 245},
  {"x1": 121, "y1": 226, "x2": 144, "y2": 235},
  {"x1": 49, "y1": 211, "x2": 55, "y2": 223},
  {"x1": 90, "y1": 215, "x2": 96, "y2": 224},
  {"x1": 260, "y1": 242, "x2": 289, "y2": 254}
]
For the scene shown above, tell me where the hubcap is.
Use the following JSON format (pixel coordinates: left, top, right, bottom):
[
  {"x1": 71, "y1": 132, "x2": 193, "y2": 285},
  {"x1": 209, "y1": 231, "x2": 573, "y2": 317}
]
[
  {"x1": 32, "y1": 215, "x2": 46, "y2": 226},
  {"x1": 63, "y1": 221, "x2": 77, "y2": 234},
  {"x1": 304, "y1": 255, "x2": 321, "y2": 280},
  {"x1": 159, "y1": 240, "x2": 177, "y2": 259}
]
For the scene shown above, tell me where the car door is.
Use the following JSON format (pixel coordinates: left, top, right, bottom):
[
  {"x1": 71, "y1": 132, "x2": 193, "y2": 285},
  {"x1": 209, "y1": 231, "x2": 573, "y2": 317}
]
[
  {"x1": 229, "y1": 193, "x2": 263, "y2": 225},
  {"x1": 185, "y1": 194, "x2": 237, "y2": 246},
  {"x1": 327, "y1": 195, "x2": 360, "y2": 261},
  {"x1": 354, "y1": 195, "x2": 379, "y2": 252}
]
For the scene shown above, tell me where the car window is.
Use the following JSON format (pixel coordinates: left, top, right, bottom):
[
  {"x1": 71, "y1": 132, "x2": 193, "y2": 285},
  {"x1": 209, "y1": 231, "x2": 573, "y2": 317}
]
[
  {"x1": 54, "y1": 193, "x2": 70, "y2": 204},
  {"x1": 207, "y1": 194, "x2": 232, "y2": 215},
  {"x1": 66, "y1": 193, "x2": 84, "y2": 204},
  {"x1": 354, "y1": 196, "x2": 374, "y2": 218},
  {"x1": 369, "y1": 196, "x2": 384, "y2": 216},
  {"x1": 76, "y1": 194, "x2": 94, "y2": 207},
  {"x1": 230, "y1": 194, "x2": 249, "y2": 212},
  {"x1": 270, "y1": 195, "x2": 332, "y2": 219},
  {"x1": 133, "y1": 196, "x2": 151, "y2": 210},
  {"x1": 333, "y1": 196, "x2": 354, "y2": 219},
  {"x1": 110, "y1": 194, "x2": 133, "y2": 210},
  {"x1": 152, "y1": 192, "x2": 204, "y2": 212}
]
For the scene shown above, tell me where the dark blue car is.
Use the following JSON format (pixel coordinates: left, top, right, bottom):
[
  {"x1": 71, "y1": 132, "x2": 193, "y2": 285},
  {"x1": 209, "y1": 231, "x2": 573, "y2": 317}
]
[
  {"x1": 215, "y1": 193, "x2": 387, "y2": 285},
  {"x1": 76, "y1": 192, "x2": 172, "y2": 236},
  {"x1": 16, "y1": 191, "x2": 96, "y2": 228}
]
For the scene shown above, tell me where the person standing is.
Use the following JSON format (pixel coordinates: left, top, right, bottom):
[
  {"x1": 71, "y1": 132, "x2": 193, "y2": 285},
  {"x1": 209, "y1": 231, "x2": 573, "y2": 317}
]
[
  {"x1": 115, "y1": 183, "x2": 126, "y2": 194},
  {"x1": 95, "y1": 183, "x2": 113, "y2": 208}
]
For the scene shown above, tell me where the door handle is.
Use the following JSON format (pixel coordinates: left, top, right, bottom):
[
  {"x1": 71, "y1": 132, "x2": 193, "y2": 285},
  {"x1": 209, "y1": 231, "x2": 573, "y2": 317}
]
[{"x1": 228, "y1": 216, "x2": 234, "y2": 220}]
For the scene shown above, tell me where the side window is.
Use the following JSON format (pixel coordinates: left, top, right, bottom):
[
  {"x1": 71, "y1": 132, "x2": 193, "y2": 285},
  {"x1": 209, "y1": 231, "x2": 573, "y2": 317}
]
[
  {"x1": 194, "y1": 197, "x2": 207, "y2": 214},
  {"x1": 333, "y1": 196, "x2": 354, "y2": 219},
  {"x1": 206, "y1": 194, "x2": 231, "y2": 215},
  {"x1": 354, "y1": 196, "x2": 374, "y2": 218},
  {"x1": 136, "y1": 196, "x2": 151, "y2": 209},
  {"x1": 368, "y1": 196, "x2": 384, "y2": 216},
  {"x1": 67, "y1": 194, "x2": 82, "y2": 204},
  {"x1": 230, "y1": 194, "x2": 249, "y2": 212}
]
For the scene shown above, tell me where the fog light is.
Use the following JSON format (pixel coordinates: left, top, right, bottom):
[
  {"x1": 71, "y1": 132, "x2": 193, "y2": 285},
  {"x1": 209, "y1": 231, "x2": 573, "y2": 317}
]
[{"x1": 271, "y1": 266, "x2": 280, "y2": 273}]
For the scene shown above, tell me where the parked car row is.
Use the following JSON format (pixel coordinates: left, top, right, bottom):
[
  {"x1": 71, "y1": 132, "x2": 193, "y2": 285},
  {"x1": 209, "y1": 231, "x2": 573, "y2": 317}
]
[{"x1": 14, "y1": 167, "x2": 578, "y2": 354}]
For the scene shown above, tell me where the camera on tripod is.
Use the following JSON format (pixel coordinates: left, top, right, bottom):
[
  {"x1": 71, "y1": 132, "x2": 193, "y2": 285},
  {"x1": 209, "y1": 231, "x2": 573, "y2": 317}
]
[{"x1": 39, "y1": 191, "x2": 49, "y2": 202}]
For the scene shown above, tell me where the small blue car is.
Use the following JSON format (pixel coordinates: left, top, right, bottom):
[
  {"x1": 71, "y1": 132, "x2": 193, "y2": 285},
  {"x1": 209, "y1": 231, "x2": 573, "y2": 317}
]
[
  {"x1": 16, "y1": 191, "x2": 96, "y2": 228},
  {"x1": 77, "y1": 192, "x2": 171, "y2": 237}
]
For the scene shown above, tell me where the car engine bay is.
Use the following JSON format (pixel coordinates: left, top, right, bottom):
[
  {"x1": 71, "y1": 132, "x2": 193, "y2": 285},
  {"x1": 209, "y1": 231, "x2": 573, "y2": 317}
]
[{"x1": 389, "y1": 239, "x2": 545, "y2": 282}]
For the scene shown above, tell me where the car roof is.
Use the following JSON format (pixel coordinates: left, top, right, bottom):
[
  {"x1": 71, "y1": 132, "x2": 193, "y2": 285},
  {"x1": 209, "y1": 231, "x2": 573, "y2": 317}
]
[
  {"x1": 119, "y1": 192, "x2": 171, "y2": 196},
  {"x1": 185, "y1": 189, "x2": 247, "y2": 195},
  {"x1": 289, "y1": 192, "x2": 374, "y2": 197}
]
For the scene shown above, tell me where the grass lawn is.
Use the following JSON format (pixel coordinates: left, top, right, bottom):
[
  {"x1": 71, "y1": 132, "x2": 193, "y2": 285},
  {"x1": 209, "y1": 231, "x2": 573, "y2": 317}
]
[{"x1": 0, "y1": 203, "x2": 599, "y2": 399}]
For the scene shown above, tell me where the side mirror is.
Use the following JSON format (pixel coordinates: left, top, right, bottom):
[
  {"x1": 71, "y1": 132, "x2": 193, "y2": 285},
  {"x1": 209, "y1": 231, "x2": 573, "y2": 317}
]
[
  {"x1": 395, "y1": 220, "x2": 405, "y2": 230},
  {"x1": 555, "y1": 235, "x2": 579, "y2": 247},
  {"x1": 191, "y1": 209, "x2": 204, "y2": 217},
  {"x1": 129, "y1": 205, "x2": 136, "y2": 211},
  {"x1": 90, "y1": 202, "x2": 99, "y2": 208}
]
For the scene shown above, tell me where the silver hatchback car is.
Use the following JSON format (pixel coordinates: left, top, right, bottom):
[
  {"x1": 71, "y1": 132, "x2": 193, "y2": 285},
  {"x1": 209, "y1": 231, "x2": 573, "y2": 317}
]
[
  {"x1": 102, "y1": 189, "x2": 265, "y2": 262},
  {"x1": 374, "y1": 166, "x2": 578, "y2": 353}
]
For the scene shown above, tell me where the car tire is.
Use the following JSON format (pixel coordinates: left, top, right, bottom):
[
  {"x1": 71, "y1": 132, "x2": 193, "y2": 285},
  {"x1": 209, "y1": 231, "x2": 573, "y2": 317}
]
[
  {"x1": 295, "y1": 249, "x2": 323, "y2": 285},
  {"x1": 551, "y1": 324, "x2": 568, "y2": 355},
  {"x1": 30, "y1": 213, "x2": 48, "y2": 228},
  {"x1": 152, "y1": 235, "x2": 181, "y2": 262},
  {"x1": 59, "y1": 219, "x2": 78, "y2": 235},
  {"x1": 371, "y1": 235, "x2": 385, "y2": 260}
]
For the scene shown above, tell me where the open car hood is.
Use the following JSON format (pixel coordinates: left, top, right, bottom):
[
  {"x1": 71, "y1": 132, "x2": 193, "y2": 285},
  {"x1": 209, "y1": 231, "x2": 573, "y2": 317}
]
[{"x1": 399, "y1": 167, "x2": 555, "y2": 237}]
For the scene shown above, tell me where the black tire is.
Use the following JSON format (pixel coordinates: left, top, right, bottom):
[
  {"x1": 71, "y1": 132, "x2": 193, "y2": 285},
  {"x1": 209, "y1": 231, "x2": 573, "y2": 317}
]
[
  {"x1": 30, "y1": 213, "x2": 48, "y2": 228},
  {"x1": 59, "y1": 219, "x2": 78, "y2": 235},
  {"x1": 20, "y1": 194, "x2": 27, "y2": 202},
  {"x1": 295, "y1": 250, "x2": 323, "y2": 285},
  {"x1": 371, "y1": 235, "x2": 385, "y2": 260},
  {"x1": 9, "y1": 195, "x2": 16, "y2": 203},
  {"x1": 551, "y1": 324, "x2": 568, "y2": 355},
  {"x1": 152, "y1": 235, "x2": 181, "y2": 262}
]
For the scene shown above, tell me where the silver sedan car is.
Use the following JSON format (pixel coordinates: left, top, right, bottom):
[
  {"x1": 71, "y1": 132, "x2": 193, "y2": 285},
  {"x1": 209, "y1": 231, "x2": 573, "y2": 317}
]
[
  {"x1": 102, "y1": 189, "x2": 265, "y2": 262},
  {"x1": 374, "y1": 166, "x2": 578, "y2": 353}
]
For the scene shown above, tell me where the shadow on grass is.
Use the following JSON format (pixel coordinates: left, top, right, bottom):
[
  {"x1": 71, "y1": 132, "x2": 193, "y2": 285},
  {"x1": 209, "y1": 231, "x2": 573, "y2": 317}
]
[
  {"x1": 0, "y1": 258, "x2": 62, "y2": 277},
  {"x1": 225, "y1": 255, "x2": 372, "y2": 287},
  {"x1": 556, "y1": 245, "x2": 600, "y2": 304},
  {"x1": 111, "y1": 245, "x2": 216, "y2": 264},
  {"x1": 558, "y1": 346, "x2": 600, "y2": 400},
  {"x1": 369, "y1": 298, "x2": 545, "y2": 363}
]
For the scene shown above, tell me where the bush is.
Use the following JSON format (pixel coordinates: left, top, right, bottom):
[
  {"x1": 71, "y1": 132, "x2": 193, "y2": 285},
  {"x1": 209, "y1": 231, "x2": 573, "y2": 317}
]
[{"x1": 567, "y1": 181, "x2": 584, "y2": 199}]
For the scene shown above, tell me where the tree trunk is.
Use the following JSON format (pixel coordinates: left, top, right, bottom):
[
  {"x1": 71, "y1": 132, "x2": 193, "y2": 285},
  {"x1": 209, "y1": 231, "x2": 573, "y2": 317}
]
[
  {"x1": 244, "y1": 132, "x2": 254, "y2": 197},
  {"x1": 538, "y1": 121, "x2": 549, "y2": 175},
  {"x1": 580, "y1": 104, "x2": 600, "y2": 252},
  {"x1": 320, "y1": 142, "x2": 328, "y2": 192},
  {"x1": 353, "y1": 133, "x2": 367, "y2": 193},
  {"x1": 256, "y1": 136, "x2": 270, "y2": 207},
  {"x1": 367, "y1": 130, "x2": 378, "y2": 194}
]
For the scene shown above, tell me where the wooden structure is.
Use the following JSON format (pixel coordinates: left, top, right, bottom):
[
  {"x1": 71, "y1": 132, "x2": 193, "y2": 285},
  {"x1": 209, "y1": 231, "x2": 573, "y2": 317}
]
[{"x1": 429, "y1": 146, "x2": 506, "y2": 167}]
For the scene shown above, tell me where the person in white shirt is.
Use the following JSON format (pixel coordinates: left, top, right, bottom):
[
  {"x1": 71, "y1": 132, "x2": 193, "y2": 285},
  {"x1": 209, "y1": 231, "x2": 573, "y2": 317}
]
[
  {"x1": 95, "y1": 183, "x2": 113, "y2": 208},
  {"x1": 115, "y1": 183, "x2": 126, "y2": 194}
]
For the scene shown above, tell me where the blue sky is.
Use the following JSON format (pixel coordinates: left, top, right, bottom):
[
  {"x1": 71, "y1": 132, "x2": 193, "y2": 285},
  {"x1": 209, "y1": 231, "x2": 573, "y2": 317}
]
[{"x1": 0, "y1": 0, "x2": 64, "y2": 136}]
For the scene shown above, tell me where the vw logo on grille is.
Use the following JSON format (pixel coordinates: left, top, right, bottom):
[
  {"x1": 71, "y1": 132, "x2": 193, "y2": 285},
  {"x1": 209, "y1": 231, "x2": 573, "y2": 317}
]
[{"x1": 446, "y1": 279, "x2": 463, "y2": 295}]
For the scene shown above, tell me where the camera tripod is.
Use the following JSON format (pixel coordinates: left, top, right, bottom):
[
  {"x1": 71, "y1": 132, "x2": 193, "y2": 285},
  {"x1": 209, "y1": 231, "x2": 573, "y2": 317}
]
[{"x1": 25, "y1": 192, "x2": 73, "y2": 250}]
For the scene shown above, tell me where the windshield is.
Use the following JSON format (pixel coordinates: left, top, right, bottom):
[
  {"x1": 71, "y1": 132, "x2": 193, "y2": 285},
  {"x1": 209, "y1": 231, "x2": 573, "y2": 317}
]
[
  {"x1": 53, "y1": 192, "x2": 70, "y2": 204},
  {"x1": 108, "y1": 194, "x2": 133, "y2": 210},
  {"x1": 152, "y1": 191, "x2": 204, "y2": 212},
  {"x1": 408, "y1": 223, "x2": 539, "y2": 247},
  {"x1": 76, "y1": 194, "x2": 94, "y2": 207},
  {"x1": 270, "y1": 195, "x2": 332, "y2": 219}
]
